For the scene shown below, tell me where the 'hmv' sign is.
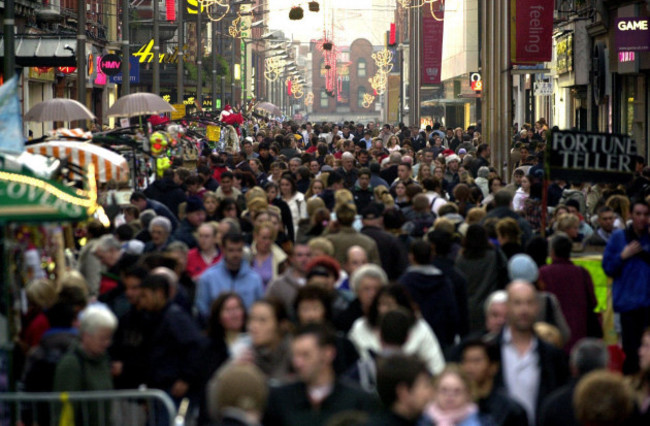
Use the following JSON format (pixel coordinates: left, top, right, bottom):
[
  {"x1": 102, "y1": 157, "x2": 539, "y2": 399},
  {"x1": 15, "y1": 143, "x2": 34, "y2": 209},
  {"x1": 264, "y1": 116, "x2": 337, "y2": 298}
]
[{"x1": 99, "y1": 54, "x2": 123, "y2": 76}]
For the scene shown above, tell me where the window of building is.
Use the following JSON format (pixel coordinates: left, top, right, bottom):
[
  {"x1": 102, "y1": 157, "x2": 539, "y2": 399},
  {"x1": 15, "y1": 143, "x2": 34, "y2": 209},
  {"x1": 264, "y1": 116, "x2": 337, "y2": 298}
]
[
  {"x1": 357, "y1": 59, "x2": 367, "y2": 77},
  {"x1": 357, "y1": 86, "x2": 367, "y2": 108},
  {"x1": 320, "y1": 89, "x2": 329, "y2": 108}
]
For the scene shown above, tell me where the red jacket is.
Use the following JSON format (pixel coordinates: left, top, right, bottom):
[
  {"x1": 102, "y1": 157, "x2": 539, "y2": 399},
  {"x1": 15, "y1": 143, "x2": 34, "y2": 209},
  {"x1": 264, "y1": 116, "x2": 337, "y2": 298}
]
[{"x1": 186, "y1": 248, "x2": 222, "y2": 280}]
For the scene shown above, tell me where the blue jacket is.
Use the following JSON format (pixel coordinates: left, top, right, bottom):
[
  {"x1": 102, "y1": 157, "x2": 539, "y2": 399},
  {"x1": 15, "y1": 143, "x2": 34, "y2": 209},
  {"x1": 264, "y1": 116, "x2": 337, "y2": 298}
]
[
  {"x1": 195, "y1": 259, "x2": 264, "y2": 318},
  {"x1": 602, "y1": 227, "x2": 650, "y2": 313}
]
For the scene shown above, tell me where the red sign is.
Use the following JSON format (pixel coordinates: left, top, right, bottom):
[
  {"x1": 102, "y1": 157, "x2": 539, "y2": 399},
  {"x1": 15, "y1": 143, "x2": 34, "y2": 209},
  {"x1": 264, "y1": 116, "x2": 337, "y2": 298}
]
[
  {"x1": 166, "y1": 0, "x2": 176, "y2": 21},
  {"x1": 57, "y1": 66, "x2": 77, "y2": 74},
  {"x1": 421, "y1": 9, "x2": 444, "y2": 85},
  {"x1": 389, "y1": 23, "x2": 396, "y2": 46},
  {"x1": 511, "y1": 0, "x2": 553, "y2": 64}
]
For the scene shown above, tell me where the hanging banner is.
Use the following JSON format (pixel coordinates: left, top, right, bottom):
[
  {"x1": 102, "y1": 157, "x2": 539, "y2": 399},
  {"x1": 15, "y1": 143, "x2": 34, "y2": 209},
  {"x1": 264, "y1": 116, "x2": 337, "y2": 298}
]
[
  {"x1": 549, "y1": 130, "x2": 638, "y2": 184},
  {"x1": 510, "y1": 0, "x2": 553, "y2": 64},
  {"x1": 0, "y1": 77, "x2": 24, "y2": 154},
  {"x1": 421, "y1": 8, "x2": 444, "y2": 85}
]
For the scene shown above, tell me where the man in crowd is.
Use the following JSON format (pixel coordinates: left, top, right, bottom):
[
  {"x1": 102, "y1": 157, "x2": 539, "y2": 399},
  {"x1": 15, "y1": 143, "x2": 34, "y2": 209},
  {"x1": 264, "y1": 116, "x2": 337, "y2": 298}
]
[
  {"x1": 603, "y1": 198, "x2": 650, "y2": 374},
  {"x1": 338, "y1": 152, "x2": 359, "y2": 190},
  {"x1": 586, "y1": 206, "x2": 616, "y2": 246},
  {"x1": 325, "y1": 203, "x2": 380, "y2": 267},
  {"x1": 195, "y1": 232, "x2": 264, "y2": 319},
  {"x1": 360, "y1": 203, "x2": 407, "y2": 280},
  {"x1": 266, "y1": 242, "x2": 312, "y2": 317},
  {"x1": 130, "y1": 191, "x2": 179, "y2": 230},
  {"x1": 173, "y1": 197, "x2": 206, "y2": 249},
  {"x1": 489, "y1": 280, "x2": 569, "y2": 425},
  {"x1": 264, "y1": 324, "x2": 377, "y2": 424}
]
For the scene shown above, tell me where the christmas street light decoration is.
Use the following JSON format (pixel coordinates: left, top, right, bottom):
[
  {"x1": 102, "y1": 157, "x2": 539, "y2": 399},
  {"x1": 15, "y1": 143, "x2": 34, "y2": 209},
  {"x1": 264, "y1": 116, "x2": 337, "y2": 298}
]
[
  {"x1": 198, "y1": 0, "x2": 231, "y2": 22},
  {"x1": 304, "y1": 92, "x2": 314, "y2": 106},
  {"x1": 264, "y1": 57, "x2": 285, "y2": 82},
  {"x1": 369, "y1": 73, "x2": 388, "y2": 96},
  {"x1": 362, "y1": 93, "x2": 375, "y2": 109},
  {"x1": 372, "y1": 48, "x2": 394, "y2": 75},
  {"x1": 397, "y1": 0, "x2": 445, "y2": 21}
]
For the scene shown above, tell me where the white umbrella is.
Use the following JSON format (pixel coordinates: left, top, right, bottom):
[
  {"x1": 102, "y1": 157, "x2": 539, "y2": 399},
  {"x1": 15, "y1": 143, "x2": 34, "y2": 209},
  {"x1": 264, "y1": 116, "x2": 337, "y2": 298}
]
[
  {"x1": 106, "y1": 92, "x2": 174, "y2": 118},
  {"x1": 25, "y1": 98, "x2": 96, "y2": 122},
  {"x1": 254, "y1": 101, "x2": 282, "y2": 116}
]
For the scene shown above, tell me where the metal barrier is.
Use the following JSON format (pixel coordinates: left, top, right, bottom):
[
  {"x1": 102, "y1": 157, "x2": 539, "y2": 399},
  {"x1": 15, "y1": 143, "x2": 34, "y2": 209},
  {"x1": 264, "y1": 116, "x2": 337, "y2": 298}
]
[{"x1": 0, "y1": 389, "x2": 181, "y2": 426}]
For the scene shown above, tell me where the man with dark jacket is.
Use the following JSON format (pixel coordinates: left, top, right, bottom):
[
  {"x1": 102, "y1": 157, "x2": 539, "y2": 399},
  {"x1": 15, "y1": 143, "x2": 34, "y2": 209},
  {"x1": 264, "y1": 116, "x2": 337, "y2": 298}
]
[
  {"x1": 264, "y1": 324, "x2": 377, "y2": 425},
  {"x1": 399, "y1": 240, "x2": 458, "y2": 349},
  {"x1": 197, "y1": 165, "x2": 219, "y2": 192},
  {"x1": 470, "y1": 143, "x2": 491, "y2": 178},
  {"x1": 461, "y1": 340, "x2": 529, "y2": 426},
  {"x1": 318, "y1": 171, "x2": 345, "y2": 211},
  {"x1": 487, "y1": 280, "x2": 569, "y2": 425},
  {"x1": 428, "y1": 229, "x2": 470, "y2": 338},
  {"x1": 360, "y1": 203, "x2": 408, "y2": 281},
  {"x1": 380, "y1": 152, "x2": 401, "y2": 185},
  {"x1": 139, "y1": 274, "x2": 206, "y2": 405},
  {"x1": 353, "y1": 168, "x2": 374, "y2": 212},
  {"x1": 144, "y1": 169, "x2": 187, "y2": 217},
  {"x1": 483, "y1": 190, "x2": 532, "y2": 246},
  {"x1": 539, "y1": 338, "x2": 609, "y2": 426},
  {"x1": 130, "y1": 191, "x2": 179, "y2": 230},
  {"x1": 172, "y1": 197, "x2": 206, "y2": 249}
]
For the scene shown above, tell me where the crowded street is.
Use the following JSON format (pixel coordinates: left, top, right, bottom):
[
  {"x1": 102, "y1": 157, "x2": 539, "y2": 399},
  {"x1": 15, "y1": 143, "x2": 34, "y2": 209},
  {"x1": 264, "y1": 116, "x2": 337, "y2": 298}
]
[{"x1": 1, "y1": 1, "x2": 649, "y2": 425}]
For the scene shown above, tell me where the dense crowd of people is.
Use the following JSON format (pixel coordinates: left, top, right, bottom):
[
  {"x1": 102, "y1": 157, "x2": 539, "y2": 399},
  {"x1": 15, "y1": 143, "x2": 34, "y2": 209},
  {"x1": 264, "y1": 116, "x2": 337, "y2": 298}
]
[{"x1": 14, "y1": 118, "x2": 650, "y2": 425}]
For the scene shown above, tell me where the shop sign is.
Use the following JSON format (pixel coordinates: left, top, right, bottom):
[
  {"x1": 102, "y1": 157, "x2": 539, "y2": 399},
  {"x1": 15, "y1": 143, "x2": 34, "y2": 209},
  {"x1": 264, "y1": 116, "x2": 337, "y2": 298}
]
[
  {"x1": 555, "y1": 33, "x2": 573, "y2": 74},
  {"x1": 619, "y1": 51, "x2": 636, "y2": 63},
  {"x1": 29, "y1": 67, "x2": 55, "y2": 82},
  {"x1": 0, "y1": 170, "x2": 88, "y2": 222},
  {"x1": 533, "y1": 81, "x2": 552, "y2": 96},
  {"x1": 99, "y1": 54, "x2": 123, "y2": 76},
  {"x1": 171, "y1": 104, "x2": 186, "y2": 120},
  {"x1": 469, "y1": 72, "x2": 482, "y2": 91},
  {"x1": 132, "y1": 39, "x2": 191, "y2": 64},
  {"x1": 109, "y1": 57, "x2": 141, "y2": 84},
  {"x1": 616, "y1": 18, "x2": 650, "y2": 52},
  {"x1": 549, "y1": 130, "x2": 638, "y2": 183},
  {"x1": 58, "y1": 66, "x2": 77, "y2": 74},
  {"x1": 511, "y1": 0, "x2": 553, "y2": 64}
]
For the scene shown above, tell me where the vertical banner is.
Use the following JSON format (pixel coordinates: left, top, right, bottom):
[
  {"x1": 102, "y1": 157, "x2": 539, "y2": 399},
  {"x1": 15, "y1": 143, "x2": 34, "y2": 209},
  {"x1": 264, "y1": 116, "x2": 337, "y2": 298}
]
[
  {"x1": 0, "y1": 76, "x2": 24, "y2": 154},
  {"x1": 421, "y1": 7, "x2": 444, "y2": 85},
  {"x1": 510, "y1": 0, "x2": 553, "y2": 64}
]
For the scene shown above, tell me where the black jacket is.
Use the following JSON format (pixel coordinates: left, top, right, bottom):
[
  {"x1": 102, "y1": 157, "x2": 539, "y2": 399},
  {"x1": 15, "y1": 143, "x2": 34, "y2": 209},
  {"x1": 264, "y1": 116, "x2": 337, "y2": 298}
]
[
  {"x1": 484, "y1": 206, "x2": 532, "y2": 247},
  {"x1": 432, "y1": 257, "x2": 470, "y2": 338},
  {"x1": 145, "y1": 302, "x2": 206, "y2": 390},
  {"x1": 144, "y1": 178, "x2": 187, "y2": 217},
  {"x1": 361, "y1": 226, "x2": 409, "y2": 280},
  {"x1": 173, "y1": 218, "x2": 199, "y2": 249},
  {"x1": 399, "y1": 265, "x2": 459, "y2": 348},
  {"x1": 264, "y1": 380, "x2": 377, "y2": 426},
  {"x1": 538, "y1": 380, "x2": 577, "y2": 426},
  {"x1": 333, "y1": 298, "x2": 364, "y2": 334},
  {"x1": 110, "y1": 308, "x2": 154, "y2": 389},
  {"x1": 380, "y1": 165, "x2": 398, "y2": 187},
  {"x1": 488, "y1": 329, "x2": 569, "y2": 421},
  {"x1": 353, "y1": 187, "x2": 375, "y2": 212},
  {"x1": 479, "y1": 388, "x2": 529, "y2": 426}
]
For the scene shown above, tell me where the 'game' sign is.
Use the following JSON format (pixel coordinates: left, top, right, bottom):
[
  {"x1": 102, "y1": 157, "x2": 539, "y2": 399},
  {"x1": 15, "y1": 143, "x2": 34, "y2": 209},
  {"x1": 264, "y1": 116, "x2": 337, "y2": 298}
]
[{"x1": 549, "y1": 130, "x2": 638, "y2": 183}]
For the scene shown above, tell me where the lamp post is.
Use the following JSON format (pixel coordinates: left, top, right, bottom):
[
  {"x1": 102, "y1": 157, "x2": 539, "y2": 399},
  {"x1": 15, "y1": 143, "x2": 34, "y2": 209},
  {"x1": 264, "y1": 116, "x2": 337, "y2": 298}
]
[
  {"x1": 197, "y1": 6, "x2": 203, "y2": 107},
  {"x1": 121, "y1": 0, "x2": 130, "y2": 95},
  {"x1": 77, "y1": 0, "x2": 86, "y2": 106},
  {"x1": 3, "y1": 0, "x2": 15, "y2": 79},
  {"x1": 177, "y1": 0, "x2": 184, "y2": 103},
  {"x1": 153, "y1": 0, "x2": 160, "y2": 94}
]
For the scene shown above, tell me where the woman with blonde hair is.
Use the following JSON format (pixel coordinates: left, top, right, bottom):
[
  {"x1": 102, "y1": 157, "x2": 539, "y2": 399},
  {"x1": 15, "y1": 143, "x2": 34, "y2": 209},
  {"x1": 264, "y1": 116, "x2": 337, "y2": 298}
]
[
  {"x1": 417, "y1": 163, "x2": 433, "y2": 183},
  {"x1": 305, "y1": 178, "x2": 325, "y2": 199},
  {"x1": 425, "y1": 365, "x2": 482, "y2": 426},
  {"x1": 251, "y1": 221, "x2": 288, "y2": 288},
  {"x1": 605, "y1": 194, "x2": 630, "y2": 229},
  {"x1": 386, "y1": 135, "x2": 401, "y2": 153}
]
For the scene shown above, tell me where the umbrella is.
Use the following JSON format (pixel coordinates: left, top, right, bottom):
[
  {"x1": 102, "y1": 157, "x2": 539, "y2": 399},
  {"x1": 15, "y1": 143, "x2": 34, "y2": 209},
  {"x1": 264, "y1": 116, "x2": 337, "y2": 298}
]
[
  {"x1": 26, "y1": 141, "x2": 130, "y2": 183},
  {"x1": 106, "y1": 93, "x2": 174, "y2": 118},
  {"x1": 254, "y1": 101, "x2": 282, "y2": 116},
  {"x1": 25, "y1": 98, "x2": 96, "y2": 122}
]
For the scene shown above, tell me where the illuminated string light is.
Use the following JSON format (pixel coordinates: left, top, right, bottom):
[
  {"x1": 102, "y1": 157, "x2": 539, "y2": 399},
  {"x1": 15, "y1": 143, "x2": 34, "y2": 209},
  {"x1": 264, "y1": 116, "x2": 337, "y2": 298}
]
[
  {"x1": 362, "y1": 93, "x2": 375, "y2": 108},
  {"x1": 304, "y1": 92, "x2": 314, "y2": 106},
  {"x1": 397, "y1": 0, "x2": 445, "y2": 20},
  {"x1": 264, "y1": 57, "x2": 285, "y2": 82}
]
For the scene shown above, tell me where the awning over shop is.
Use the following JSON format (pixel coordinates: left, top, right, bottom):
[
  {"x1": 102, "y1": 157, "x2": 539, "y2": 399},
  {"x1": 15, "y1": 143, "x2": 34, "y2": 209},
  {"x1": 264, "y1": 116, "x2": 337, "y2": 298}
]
[{"x1": 0, "y1": 36, "x2": 77, "y2": 67}]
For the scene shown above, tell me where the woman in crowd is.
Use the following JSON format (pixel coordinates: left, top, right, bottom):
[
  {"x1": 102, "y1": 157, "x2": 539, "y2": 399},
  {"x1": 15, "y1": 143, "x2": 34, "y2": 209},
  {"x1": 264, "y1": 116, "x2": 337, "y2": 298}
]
[
  {"x1": 394, "y1": 181, "x2": 411, "y2": 209},
  {"x1": 250, "y1": 221, "x2": 288, "y2": 288},
  {"x1": 456, "y1": 224, "x2": 507, "y2": 332},
  {"x1": 348, "y1": 284, "x2": 445, "y2": 375},
  {"x1": 241, "y1": 299, "x2": 293, "y2": 383},
  {"x1": 265, "y1": 182, "x2": 295, "y2": 243},
  {"x1": 512, "y1": 175, "x2": 531, "y2": 211},
  {"x1": 425, "y1": 365, "x2": 483, "y2": 426},
  {"x1": 417, "y1": 163, "x2": 433, "y2": 184},
  {"x1": 203, "y1": 191, "x2": 220, "y2": 222},
  {"x1": 143, "y1": 217, "x2": 173, "y2": 253},
  {"x1": 207, "y1": 292, "x2": 248, "y2": 355},
  {"x1": 279, "y1": 174, "x2": 307, "y2": 238}
]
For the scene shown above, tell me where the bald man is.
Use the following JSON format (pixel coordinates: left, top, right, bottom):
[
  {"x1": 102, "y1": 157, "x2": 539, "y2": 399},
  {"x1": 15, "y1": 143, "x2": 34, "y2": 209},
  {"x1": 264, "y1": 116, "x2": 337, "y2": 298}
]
[
  {"x1": 488, "y1": 281, "x2": 569, "y2": 426},
  {"x1": 341, "y1": 246, "x2": 369, "y2": 291}
]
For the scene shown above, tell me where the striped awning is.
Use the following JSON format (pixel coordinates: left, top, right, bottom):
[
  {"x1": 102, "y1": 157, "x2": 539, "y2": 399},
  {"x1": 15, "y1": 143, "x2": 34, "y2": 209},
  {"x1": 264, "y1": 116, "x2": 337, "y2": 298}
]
[{"x1": 26, "y1": 141, "x2": 130, "y2": 183}]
